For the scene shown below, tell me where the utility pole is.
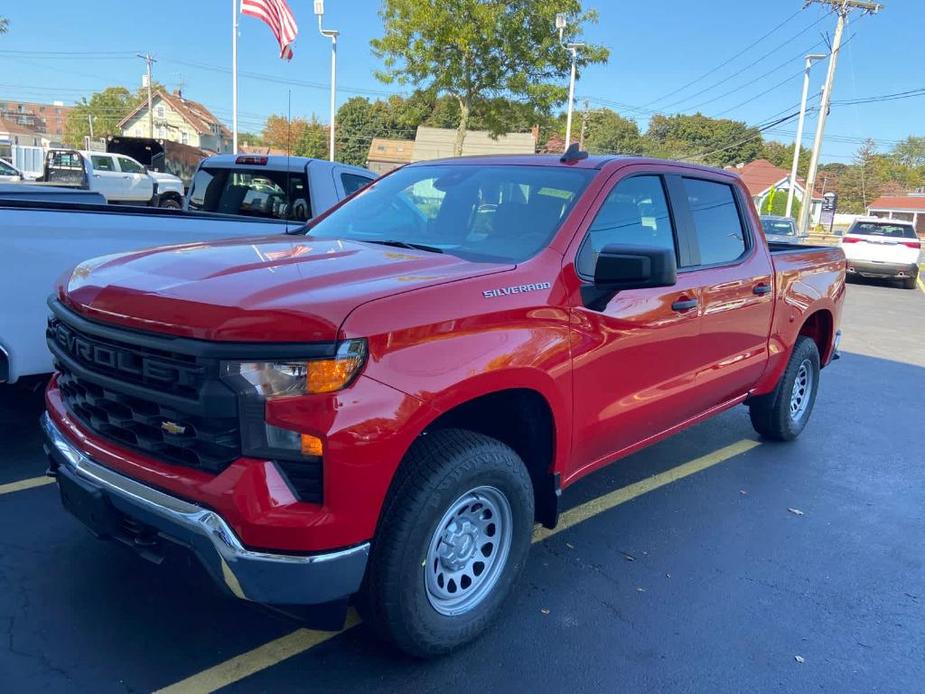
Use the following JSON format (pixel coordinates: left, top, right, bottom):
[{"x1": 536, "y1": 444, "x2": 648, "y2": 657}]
[
  {"x1": 87, "y1": 113, "x2": 94, "y2": 139},
  {"x1": 798, "y1": 0, "x2": 883, "y2": 233},
  {"x1": 136, "y1": 53, "x2": 157, "y2": 139},
  {"x1": 785, "y1": 53, "x2": 825, "y2": 219}
]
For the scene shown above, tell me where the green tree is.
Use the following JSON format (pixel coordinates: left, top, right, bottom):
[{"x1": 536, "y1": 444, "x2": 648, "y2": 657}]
[
  {"x1": 644, "y1": 113, "x2": 762, "y2": 167},
  {"x1": 63, "y1": 87, "x2": 137, "y2": 146},
  {"x1": 759, "y1": 185, "x2": 801, "y2": 219},
  {"x1": 891, "y1": 135, "x2": 925, "y2": 170},
  {"x1": 582, "y1": 109, "x2": 643, "y2": 155},
  {"x1": 295, "y1": 116, "x2": 329, "y2": 159},
  {"x1": 334, "y1": 96, "x2": 408, "y2": 166},
  {"x1": 760, "y1": 140, "x2": 812, "y2": 178},
  {"x1": 371, "y1": 0, "x2": 608, "y2": 155},
  {"x1": 238, "y1": 131, "x2": 263, "y2": 146}
]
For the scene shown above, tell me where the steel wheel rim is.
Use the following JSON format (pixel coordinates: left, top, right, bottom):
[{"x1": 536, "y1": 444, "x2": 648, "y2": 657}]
[
  {"x1": 789, "y1": 359, "x2": 814, "y2": 421},
  {"x1": 424, "y1": 485, "x2": 513, "y2": 617}
]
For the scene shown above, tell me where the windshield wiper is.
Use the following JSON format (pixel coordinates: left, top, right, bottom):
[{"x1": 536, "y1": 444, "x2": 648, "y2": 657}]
[{"x1": 366, "y1": 239, "x2": 444, "y2": 254}]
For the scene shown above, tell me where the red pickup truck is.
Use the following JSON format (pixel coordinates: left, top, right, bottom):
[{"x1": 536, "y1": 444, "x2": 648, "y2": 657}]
[{"x1": 43, "y1": 151, "x2": 845, "y2": 656}]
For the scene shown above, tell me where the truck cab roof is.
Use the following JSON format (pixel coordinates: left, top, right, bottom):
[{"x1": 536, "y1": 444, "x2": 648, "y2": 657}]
[{"x1": 202, "y1": 154, "x2": 374, "y2": 177}]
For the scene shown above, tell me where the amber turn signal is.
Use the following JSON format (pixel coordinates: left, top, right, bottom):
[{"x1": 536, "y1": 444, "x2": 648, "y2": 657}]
[{"x1": 300, "y1": 433, "x2": 324, "y2": 457}]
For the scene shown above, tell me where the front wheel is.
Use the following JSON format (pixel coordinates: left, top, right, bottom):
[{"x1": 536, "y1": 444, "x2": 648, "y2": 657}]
[
  {"x1": 158, "y1": 197, "x2": 182, "y2": 209},
  {"x1": 361, "y1": 429, "x2": 534, "y2": 657},
  {"x1": 748, "y1": 335, "x2": 820, "y2": 441}
]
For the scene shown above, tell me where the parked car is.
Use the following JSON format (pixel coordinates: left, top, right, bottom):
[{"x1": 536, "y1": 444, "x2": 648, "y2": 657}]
[
  {"x1": 0, "y1": 157, "x2": 31, "y2": 183},
  {"x1": 759, "y1": 214, "x2": 802, "y2": 244},
  {"x1": 841, "y1": 218, "x2": 921, "y2": 289},
  {"x1": 42, "y1": 152, "x2": 845, "y2": 657},
  {"x1": 186, "y1": 154, "x2": 375, "y2": 222},
  {"x1": 0, "y1": 158, "x2": 372, "y2": 383}
]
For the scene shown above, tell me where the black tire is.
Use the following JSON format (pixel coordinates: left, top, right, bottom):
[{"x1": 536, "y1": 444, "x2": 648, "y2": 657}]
[
  {"x1": 748, "y1": 335, "x2": 820, "y2": 441},
  {"x1": 901, "y1": 275, "x2": 917, "y2": 290},
  {"x1": 159, "y1": 197, "x2": 182, "y2": 209},
  {"x1": 360, "y1": 428, "x2": 534, "y2": 658}
]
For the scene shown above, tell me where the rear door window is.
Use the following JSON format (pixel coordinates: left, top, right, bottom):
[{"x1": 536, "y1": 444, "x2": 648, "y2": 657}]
[
  {"x1": 187, "y1": 167, "x2": 311, "y2": 221},
  {"x1": 341, "y1": 172, "x2": 373, "y2": 196},
  {"x1": 683, "y1": 178, "x2": 748, "y2": 266},
  {"x1": 849, "y1": 222, "x2": 916, "y2": 239}
]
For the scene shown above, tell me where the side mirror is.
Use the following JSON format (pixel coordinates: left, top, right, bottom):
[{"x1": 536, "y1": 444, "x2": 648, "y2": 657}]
[
  {"x1": 594, "y1": 244, "x2": 677, "y2": 289},
  {"x1": 582, "y1": 244, "x2": 677, "y2": 311}
]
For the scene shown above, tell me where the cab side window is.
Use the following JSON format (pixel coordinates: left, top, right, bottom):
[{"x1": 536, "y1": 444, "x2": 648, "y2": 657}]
[
  {"x1": 576, "y1": 175, "x2": 676, "y2": 277},
  {"x1": 117, "y1": 157, "x2": 145, "y2": 174},
  {"x1": 682, "y1": 178, "x2": 748, "y2": 266},
  {"x1": 90, "y1": 155, "x2": 115, "y2": 172}
]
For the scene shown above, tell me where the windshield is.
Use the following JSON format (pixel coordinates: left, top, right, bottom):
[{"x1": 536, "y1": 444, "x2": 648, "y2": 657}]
[
  {"x1": 306, "y1": 164, "x2": 595, "y2": 263},
  {"x1": 849, "y1": 222, "x2": 916, "y2": 239},
  {"x1": 761, "y1": 218, "x2": 797, "y2": 236}
]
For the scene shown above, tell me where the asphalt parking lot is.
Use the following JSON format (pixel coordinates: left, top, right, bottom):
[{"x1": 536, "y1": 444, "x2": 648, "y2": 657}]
[{"x1": 1, "y1": 279, "x2": 923, "y2": 693}]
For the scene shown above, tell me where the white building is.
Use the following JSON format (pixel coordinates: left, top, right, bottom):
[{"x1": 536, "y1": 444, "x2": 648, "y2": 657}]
[{"x1": 118, "y1": 90, "x2": 231, "y2": 153}]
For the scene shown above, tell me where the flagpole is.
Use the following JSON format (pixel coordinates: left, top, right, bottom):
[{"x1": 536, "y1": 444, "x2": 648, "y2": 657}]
[{"x1": 232, "y1": 0, "x2": 239, "y2": 154}]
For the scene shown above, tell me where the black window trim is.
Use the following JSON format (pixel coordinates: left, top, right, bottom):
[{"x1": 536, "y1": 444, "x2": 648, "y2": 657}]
[
  {"x1": 671, "y1": 174, "x2": 756, "y2": 273},
  {"x1": 574, "y1": 172, "x2": 687, "y2": 282}
]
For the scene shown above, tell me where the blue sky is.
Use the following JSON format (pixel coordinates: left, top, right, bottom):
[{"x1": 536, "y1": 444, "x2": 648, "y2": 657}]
[{"x1": 0, "y1": 0, "x2": 920, "y2": 161}]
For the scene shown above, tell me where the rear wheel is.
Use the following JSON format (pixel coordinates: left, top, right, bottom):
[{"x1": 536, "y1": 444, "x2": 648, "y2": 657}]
[
  {"x1": 361, "y1": 429, "x2": 534, "y2": 657},
  {"x1": 749, "y1": 336, "x2": 820, "y2": 441}
]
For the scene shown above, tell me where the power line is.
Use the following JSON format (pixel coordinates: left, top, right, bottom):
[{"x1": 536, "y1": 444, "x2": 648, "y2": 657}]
[
  {"x1": 655, "y1": 12, "x2": 831, "y2": 113},
  {"x1": 639, "y1": 7, "x2": 806, "y2": 108}
]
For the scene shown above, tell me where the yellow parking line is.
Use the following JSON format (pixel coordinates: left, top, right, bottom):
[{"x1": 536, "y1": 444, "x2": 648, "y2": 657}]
[
  {"x1": 154, "y1": 609, "x2": 362, "y2": 694},
  {"x1": 156, "y1": 438, "x2": 760, "y2": 692},
  {"x1": 0, "y1": 475, "x2": 55, "y2": 496},
  {"x1": 917, "y1": 275, "x2": 925, "y2": 295},
  {"x1": 533, "y1": 439, "x2": 761, "y2": 542}
]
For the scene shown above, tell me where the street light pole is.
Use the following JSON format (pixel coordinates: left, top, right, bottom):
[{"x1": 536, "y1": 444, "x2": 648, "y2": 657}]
[
  {"x1": 314, "y1": 0, "x2": 339, "y2": 162},
  {"x1": 785, "y1": 54, "x2": 825, "y2": 219},
  {"x1": 556, "y1": 13, "x2": 583, "y2": 152}
]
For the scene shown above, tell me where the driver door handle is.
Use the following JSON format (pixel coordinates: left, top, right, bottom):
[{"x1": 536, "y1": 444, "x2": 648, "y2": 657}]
[
  {"x1": 753, "y1": 283, "x2": 772, "y2": 295},
  {"x1": 671, "y1": 298, "x2": 698, "y2": 312}
]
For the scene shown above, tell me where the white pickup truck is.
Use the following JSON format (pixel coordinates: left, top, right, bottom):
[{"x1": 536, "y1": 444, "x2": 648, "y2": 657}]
[
  {"x1": 37, "y1": 149, "x2": 186, "y2": 208},
  {"x1": 0, "y1": 156, "x2": 376, "y2": 383}
]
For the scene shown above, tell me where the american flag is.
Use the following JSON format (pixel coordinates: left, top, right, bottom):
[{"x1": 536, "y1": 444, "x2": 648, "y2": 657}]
[{"x1": 241, "y1": 0, "x2": 298, "y2": 60}]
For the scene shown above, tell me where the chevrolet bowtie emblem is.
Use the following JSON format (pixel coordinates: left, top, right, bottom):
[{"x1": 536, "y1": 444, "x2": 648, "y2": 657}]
[{"x1": 161, "y1": 421, "x2": 187, "y2": 435}]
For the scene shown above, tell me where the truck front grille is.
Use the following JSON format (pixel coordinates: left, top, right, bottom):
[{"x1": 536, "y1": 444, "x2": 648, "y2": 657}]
[{"x1": 47, "y1": 313, "x2": 241, "y2": 474}]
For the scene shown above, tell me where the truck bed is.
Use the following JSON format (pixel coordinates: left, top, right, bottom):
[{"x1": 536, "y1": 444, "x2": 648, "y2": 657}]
[{"x1": 0, "y1": 201, "x2": 299, "y2": 382}]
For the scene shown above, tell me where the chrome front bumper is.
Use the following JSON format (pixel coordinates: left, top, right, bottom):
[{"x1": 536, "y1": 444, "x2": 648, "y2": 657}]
[{"x1": 42, "y1": 413, "x2": 370, "y2": 605}]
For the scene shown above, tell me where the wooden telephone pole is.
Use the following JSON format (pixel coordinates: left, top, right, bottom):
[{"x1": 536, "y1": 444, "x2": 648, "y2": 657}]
[{"x1": 797, "y1": 0, "x2": 883, "y2": 233}]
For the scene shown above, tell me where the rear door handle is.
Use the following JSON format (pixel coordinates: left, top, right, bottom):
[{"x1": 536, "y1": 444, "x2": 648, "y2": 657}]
[
  {"x1": 753, "y1": 283, "x2": 772, "y2": 295},
  {"x1": 671, "y1": 298, "x2": 698, "y2": 312}
]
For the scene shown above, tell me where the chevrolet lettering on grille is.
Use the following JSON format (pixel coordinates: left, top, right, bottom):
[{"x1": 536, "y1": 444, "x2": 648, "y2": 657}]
[{"x1": 50, "y1": 320, "x2": 202, "y2": 389}]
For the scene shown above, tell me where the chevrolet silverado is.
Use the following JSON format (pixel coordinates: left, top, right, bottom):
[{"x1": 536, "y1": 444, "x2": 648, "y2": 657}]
[{"x1": 42, "y1": 150, "x2": 845, "y2": 656}]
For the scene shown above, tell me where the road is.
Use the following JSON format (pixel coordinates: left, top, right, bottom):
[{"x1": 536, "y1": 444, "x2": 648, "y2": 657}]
[{"x1": 1, "y1": 280, "x2": 923, "y2": 693}]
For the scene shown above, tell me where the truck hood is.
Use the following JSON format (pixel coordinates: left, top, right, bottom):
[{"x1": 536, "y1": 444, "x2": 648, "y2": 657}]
[{"x1": 61, "y1": 236, "x2": 511, "y2": 342}]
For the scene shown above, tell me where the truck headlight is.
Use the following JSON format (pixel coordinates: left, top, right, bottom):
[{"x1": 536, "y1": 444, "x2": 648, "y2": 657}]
[
  {"x1": 222, "y1": 339, "x2": 367, "y2": 397},
  {"x1": 219, "y1": 340, "x2": 367, "y2": 464}
]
